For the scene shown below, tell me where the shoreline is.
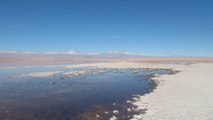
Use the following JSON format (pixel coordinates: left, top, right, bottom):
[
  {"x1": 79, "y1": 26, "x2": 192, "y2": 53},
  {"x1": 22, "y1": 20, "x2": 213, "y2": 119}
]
[
  {"x1": 1, "y1": 57, "x2": 213, "y2": 68},
  {"x1": 1, "y1": 61, "x2": 213, "y2": 119},
  {"x1": 1, "y1": 64, "x2": 173, "y2": 120},
  {"x1": 64, "y1": 62, "x2": 213, "y2": 120},
  {"x1": 130, "y1": 63, "x2": 213, "y2": 120}
]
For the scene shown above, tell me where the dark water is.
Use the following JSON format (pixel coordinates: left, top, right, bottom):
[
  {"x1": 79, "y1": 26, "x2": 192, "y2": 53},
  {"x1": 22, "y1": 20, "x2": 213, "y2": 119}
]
[{"x1": 0, "y1": 66, "x2": 175, "y2": 120}]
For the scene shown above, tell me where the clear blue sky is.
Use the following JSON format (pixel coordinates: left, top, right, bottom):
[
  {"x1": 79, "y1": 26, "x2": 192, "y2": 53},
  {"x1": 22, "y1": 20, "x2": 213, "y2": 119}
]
[{"x1": 0, "y1": 0, "x2": 213, "y2": 56}]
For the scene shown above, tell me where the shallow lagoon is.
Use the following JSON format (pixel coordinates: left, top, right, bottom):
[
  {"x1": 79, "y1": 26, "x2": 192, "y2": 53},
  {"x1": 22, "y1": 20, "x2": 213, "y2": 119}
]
[{"x1": 0, "y1": 66, "x2": 174, "y2": 120}]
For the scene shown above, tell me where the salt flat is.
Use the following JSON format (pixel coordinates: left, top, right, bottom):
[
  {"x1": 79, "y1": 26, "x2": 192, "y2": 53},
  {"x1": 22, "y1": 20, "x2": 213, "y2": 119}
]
[
  {"x1": 66, "y1": 62, "x2": 213, "y2": 120},
  {"x1": 1, "y1": 61, "x2": 213, "y2": 119},
  {"x1": 132, "y1": 63, "x2": 213, "y2": 120}
]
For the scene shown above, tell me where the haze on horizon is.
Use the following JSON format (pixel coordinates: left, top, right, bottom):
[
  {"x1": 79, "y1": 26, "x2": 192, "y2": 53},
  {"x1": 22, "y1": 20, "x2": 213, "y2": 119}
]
[{"x1": 0, "y1": 0, "x2": 213, "y2": 57}]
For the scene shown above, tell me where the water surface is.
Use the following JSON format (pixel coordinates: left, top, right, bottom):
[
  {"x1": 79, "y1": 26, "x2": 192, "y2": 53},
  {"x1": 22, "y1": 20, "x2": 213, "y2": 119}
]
[{"x1": 0, "y1": 66, "x2": 174, "y2": 120}]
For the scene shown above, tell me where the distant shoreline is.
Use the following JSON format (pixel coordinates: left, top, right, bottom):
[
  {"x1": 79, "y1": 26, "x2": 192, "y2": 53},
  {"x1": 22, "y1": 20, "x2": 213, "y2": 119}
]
[{"x1": 1, "y1": 57, "x2": 213, "y2": 68}]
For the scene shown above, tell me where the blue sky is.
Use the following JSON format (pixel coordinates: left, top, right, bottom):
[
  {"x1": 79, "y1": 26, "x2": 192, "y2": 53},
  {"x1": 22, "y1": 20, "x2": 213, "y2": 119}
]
[{"x1": 0, "y1": 0, "x2": 213, "y2": 56}]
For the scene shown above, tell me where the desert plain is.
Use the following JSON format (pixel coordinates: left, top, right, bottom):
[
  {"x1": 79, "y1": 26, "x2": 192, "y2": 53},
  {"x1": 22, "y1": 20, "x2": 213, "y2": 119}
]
[{"x1": 1, "y1": 57, "x2": 213, "y2": 120}]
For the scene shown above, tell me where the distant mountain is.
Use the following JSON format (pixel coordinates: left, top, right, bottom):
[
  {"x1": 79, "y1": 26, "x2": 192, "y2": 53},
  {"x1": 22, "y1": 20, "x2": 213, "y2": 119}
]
[{"x1": 0, "y1": 50, "x2": 147, "y2": 58}]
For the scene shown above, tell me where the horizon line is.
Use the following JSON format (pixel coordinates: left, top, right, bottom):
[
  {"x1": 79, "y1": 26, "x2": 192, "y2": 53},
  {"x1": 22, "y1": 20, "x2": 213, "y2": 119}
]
[{"x1": 0, "y1": 50, "x2": 212, "y2": 58}]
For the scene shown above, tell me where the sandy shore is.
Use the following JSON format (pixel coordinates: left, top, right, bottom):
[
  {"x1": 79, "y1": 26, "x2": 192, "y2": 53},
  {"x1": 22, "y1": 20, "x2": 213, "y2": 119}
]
[{"x1": 65, "y1": 62, "x2": 213, "y2": 120}]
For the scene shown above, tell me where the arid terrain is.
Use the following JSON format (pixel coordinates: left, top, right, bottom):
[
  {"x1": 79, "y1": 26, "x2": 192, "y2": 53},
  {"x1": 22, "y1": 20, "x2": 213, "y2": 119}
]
[
  {"x1": 63, "y1": 61, "x2": 213, "y2": 120},
  {"x1": 1, "y1": 55, "x2": 213, "y2": 68},
  {"x1": 1, "y1": 57, "x2": 213, "y2": 120}
]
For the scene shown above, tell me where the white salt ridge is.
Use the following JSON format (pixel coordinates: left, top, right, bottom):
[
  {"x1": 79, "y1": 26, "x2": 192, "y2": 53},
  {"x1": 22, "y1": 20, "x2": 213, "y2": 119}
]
[
  {"x1": 113, "y1": 110, "x2": 119, "y2": 114},
  {"x1": 110, "y1": 116, "x2": 118, "y2": 120},
  {"x1": 15, "y1": 71, "x2": 63, "y2": 78},
  {"x1": 96, "y1": 114, "x2": 100, "y2": 118},
  {"x1": 127, "y1": 108, "x2": 132, "y2": 112},
  {"x1": 13, "y1": 68, "x2": 107, "y2": 78},
  {"x1": 63, "y1": 69, "x2": 106, "y2": 77}
]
